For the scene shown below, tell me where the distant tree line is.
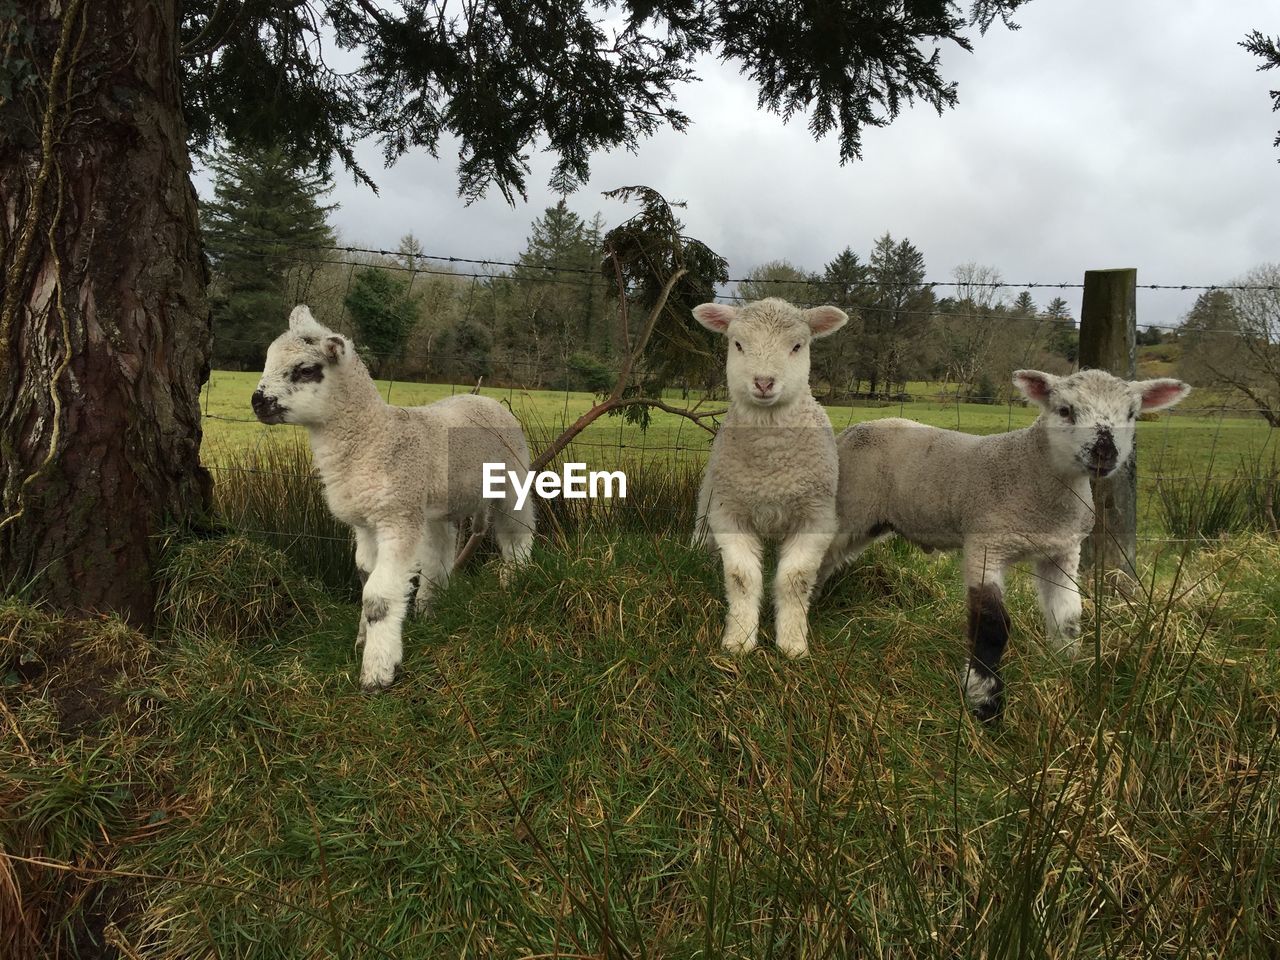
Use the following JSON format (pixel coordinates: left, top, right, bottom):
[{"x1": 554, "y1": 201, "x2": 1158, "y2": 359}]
[{"x1": 732, "y1": 250, "x2": 1081, "y2": 402}]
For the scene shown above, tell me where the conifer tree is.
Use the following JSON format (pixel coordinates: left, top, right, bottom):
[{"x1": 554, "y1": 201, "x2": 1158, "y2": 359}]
[
  {"x1": 202, "y1": 143, "x2": 336, "y2": 368},
  {"x1": 1043, "y1": 296, "x2": 1078, "y2": 363},
  {"x1": 859, "y1": 233, "x2": 934, "y2": 394},
  {"x1": 1242, "y1": 30, "x2": 1280, "y2": 158},
  {"x1": 500, "y1": 200, "x2": 610, "y2": 386},
  {"x1": 813, "y1": 247, "x2": 870, "y2": 396},
  {"x1": 344, "y1": 266, "x2": 421, "y2": 376}
]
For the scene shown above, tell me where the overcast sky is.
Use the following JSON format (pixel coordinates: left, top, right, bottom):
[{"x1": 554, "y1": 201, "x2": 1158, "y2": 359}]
[{"x1": 200, "y1": 0, "x2": 1279, "y2": 328}]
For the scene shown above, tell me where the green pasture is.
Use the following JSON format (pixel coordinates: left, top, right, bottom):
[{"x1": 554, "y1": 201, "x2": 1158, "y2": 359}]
[
  {"x1": 4, "y1": 374, "x2": 1278, "y2": 956},
  {"x1": 203, "y1": 366, "x2": 1277, "y2": 544},
  {"x1": 203, "y1": 370, "x2": 1275, "y2": 479},
  {"x1": 6, "y1": 519, "x2": 1279, "y2": 956}
]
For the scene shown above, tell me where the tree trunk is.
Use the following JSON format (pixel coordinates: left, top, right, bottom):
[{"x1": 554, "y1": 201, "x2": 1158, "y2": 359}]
[{"x1": 0, "y1": 0, "x2": 210, "y2": 629}]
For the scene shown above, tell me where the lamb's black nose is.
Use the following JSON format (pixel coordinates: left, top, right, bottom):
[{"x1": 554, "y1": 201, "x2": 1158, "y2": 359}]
[
  {"x1": 251, "y1": 390, "x2": 283, "y2": 423},
  {"x1": 1091, "y1": 429, "x2": 1119, "y2": 472}
]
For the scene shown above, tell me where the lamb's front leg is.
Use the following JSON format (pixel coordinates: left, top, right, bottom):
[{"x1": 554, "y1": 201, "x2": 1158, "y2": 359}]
[
  {"x1": 1034, "y1": 546, "x2": 1083, "y2": 658},
  {"x1": 774, "y1": 529, "x2": 834, "y2": 658},
  {"x1": 961, "y1": 542, "x2": 1013, "y2": 722},
  {"x1": 360, "y1": 530, "x2": 421, "y2": 691},
  {"x1": 354, "y1": 525, "x2": 378, "y2": 651},
  {"x1": 716, "y1": 531, "x2": 764, "y2": 654}
]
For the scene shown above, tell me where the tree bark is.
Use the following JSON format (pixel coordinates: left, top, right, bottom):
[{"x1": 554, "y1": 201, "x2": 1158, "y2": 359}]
[{"x1": 0, "y1": 0, "x2": 211, "y2": 628}]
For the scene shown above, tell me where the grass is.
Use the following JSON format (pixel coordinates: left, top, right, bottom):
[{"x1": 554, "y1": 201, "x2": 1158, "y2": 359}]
[
  {"x1": 4, "y1": 454, "x2": 1280, "y2": 956},
  {"x1": 3, "y1": 370, "x2": 1278, "y2": 955},
  {"x1": 203, "y1": 367, "x2": 1279, "y2": 548},
  {"x1": 201, "y1": 369, "x2": 1278, "y2": 484}
]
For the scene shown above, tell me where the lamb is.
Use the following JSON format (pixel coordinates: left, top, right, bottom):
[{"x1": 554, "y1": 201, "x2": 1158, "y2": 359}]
[
  {"x1": 251, "y1": 305, "x2": 535, "y2": 690},
  {"x1": 691, "y1": 297, "x2": 849, "y2": 658},
  {"x1": 819, "y1": 368, "x2": 1191, "y2": 721}
]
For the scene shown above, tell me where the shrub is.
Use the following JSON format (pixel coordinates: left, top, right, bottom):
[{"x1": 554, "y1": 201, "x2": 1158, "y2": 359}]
[
  {"x1": 1156, "y1": 479, "x2": 1250, "y2": 541},
  {"x1": 565, "y1": 351, "x2": 614, "y2": 393}
]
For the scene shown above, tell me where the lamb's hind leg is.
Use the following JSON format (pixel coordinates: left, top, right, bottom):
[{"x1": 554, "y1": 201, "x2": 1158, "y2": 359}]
[
  {"x1": 354, "y1": 525, "x2": 378, "y2": 651},
  {"x1": 1034, "y1": 546, "x2": 1083, "y2": 658},
  {"x1": 815, "y1": 528, "x2": 876, "y2": 592},
  {"x1": 414, "y1": 520, "x2": 456, "y2": 615},
  {"x1": 961, "y1": 541, "x2": 1013, "y2": 722},
  {"x1": 360, "y1": 530, "x2": 421, "y2": 691},
  {"x1": 493, "y1": 489, "x2": 535, "y2": 585},
  {"x1": 774, "y1": 529, "x2": 834, "y2": 658},
  {"x1": 691, "y1": 475, "x2": 715, "y2": 550}
]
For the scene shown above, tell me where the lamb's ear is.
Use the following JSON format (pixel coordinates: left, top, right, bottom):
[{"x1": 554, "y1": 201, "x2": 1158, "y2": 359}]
[
  {"x1": 804, "y1": 305, "x2": 848, "y2": 339},
  {"x1": 692, "y1": 302, "x2": 738, "y2": 334},
  {"x1": 1134, "y1": 377, "x2": 1191, "y2": 412},
  {"x1": 323, "y1": 335, "x2": 347, "y2": 364},
  {"x1": 1013, "y1": 369, "x2": 1058, "y2": 408},
  {"x1": 289, "y1": 304, "x2": 319, "y2": 332}
]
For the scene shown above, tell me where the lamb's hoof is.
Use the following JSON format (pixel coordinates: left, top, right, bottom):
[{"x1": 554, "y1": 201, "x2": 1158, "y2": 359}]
[
  {"x1": 1052, "y1": 623, "x2": 1083, "y2": 661},
  {"x1": 775, "y1": 633, "x2": 810, "y2": 659},
  {"x1": 360, "y1": 662, "x2": 403, "y2": 692},
  {"x1": 962, "y1": 667, "x2": 1004, "y2": 723},
  {"x1": 1053, "y1": 638, "x2": 1083, "y2": 661},
  {"x1": 970, "y1": 696, "x2": 1004, "y2": 724},
  {"x1": 721, "y1": 631, "x2": 758, "y2": 655}
]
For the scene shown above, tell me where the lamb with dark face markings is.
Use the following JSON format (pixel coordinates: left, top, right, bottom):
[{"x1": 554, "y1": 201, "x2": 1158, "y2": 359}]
[
  {"x1": 818, "y1": 367, "x2": 1192, "y2": 722},
  {"x1": 252, "y1": 305, "x2": 537, "y2": 691}
]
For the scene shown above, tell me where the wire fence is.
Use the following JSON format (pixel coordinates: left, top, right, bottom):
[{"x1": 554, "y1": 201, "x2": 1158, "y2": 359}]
[{"x1": 203, "y1": 243, "x2": 1280, "y2": 557}]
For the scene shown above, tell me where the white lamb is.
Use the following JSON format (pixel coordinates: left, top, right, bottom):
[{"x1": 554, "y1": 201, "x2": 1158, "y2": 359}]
[
  {"x1": 252, "y1": 305, "x2": 535, "y2": 690},
  {"x1": 819, "y1": 368, "x2": 1191, "y2": 721},
  {"x1": 691, "y1": 297, "x2": 849, "y2": 658}
]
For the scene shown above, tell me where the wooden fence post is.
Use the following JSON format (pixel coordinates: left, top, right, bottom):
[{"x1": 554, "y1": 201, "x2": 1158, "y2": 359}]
[{"x1": 1079, "y1": 267, "x2": 1138, "y2": 579}]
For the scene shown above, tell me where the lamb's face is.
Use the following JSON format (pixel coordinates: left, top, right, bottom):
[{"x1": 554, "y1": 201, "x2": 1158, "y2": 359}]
[
  {"x1": 1014, "y1": 369, "x2": 1191, "y2": 478},
  {"x1": 251, "y1": 306, "x2": 349, "y2": 427},
  {"x1": 692, "y1": 298, "x2": 848, "y2": 409}
]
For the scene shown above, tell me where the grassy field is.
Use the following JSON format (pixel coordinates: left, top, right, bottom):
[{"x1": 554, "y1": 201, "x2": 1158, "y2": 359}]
[
  {"x1": 203, "y1": 369, "x2": 1276, "y2": 479},
  {"x1": 4, "y1": 508, "x2": 1278, "y2": 956},
  {"x1": 3, "y1": 372, "x2": 1278, "y2": 956},
  {"x1": 203, "y1": 368, "x2": 1279, "y2": 542}
]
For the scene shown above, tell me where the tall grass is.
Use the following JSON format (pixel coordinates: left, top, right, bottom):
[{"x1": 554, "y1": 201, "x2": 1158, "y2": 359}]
[
  {"x1": 212, "y1": 440, "x2": 358, "y2": 597},
  {"x1": 210, "y1": 437, "x2": 708, "y2": 588},
  {"x1": 4, "y1": 440, "x2": 1279, "y2": 956},
  {"x1": 1155, "y1": 451, "x2": 1280, "y2": 541},
  {"x1": 5, "y1": 530, "x2": 1277, "y2": 956}
]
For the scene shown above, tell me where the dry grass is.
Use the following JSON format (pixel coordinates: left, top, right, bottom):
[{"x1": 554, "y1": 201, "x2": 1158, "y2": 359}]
[{"x1": 2, "y1": 470, "x2": 1279, "y2": 957}]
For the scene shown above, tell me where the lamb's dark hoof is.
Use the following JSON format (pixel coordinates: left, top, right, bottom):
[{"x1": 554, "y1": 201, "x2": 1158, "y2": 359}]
[
  {"x1": 962, "y1": 665, "x2": 1004, "y2": 724},
  {"x1": 971, "y1": 696, "x2": 1005, "y2": 724}
]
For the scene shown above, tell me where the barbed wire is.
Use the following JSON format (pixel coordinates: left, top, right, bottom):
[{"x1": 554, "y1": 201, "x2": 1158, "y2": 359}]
[
  {"x1": 229, "y1": 237, "x2": 1280, "y2": 293},
  {"x1": 247, "y1": 252, "x2": 1266, "y2": 337}
]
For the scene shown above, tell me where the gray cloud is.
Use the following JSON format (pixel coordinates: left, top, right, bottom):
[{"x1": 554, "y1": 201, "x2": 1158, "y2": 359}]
[{"x1": 199, "y1": 0, "x2": 1278, "y2": 328}]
